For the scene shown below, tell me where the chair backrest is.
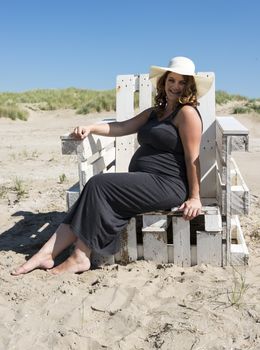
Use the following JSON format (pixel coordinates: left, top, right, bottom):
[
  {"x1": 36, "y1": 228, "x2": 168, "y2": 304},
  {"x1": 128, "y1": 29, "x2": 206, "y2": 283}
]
[{"x1": 116, "y1": 73, "x2": 216, "y2": 201}]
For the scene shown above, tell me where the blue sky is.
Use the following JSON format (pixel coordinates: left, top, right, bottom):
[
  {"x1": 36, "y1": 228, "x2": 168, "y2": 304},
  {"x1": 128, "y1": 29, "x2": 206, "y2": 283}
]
[{"x1": 0, "y1": 0, "x2": 259, "y2": 97}]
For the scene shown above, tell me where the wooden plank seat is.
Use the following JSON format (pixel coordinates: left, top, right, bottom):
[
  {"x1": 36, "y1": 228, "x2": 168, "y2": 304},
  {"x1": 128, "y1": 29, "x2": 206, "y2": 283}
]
[{"x1": 61, "y1": 73, "x2": 249, "y2": 266}]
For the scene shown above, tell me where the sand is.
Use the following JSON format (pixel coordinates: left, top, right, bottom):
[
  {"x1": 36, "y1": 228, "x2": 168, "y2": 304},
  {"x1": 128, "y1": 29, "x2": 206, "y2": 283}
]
[{"x1": 0, "y1": 106, "x2": 260, "y2": 350}]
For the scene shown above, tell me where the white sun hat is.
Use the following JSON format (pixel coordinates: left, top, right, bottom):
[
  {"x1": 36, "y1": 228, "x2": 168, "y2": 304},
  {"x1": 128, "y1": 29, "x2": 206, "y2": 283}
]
[{"x1": 149, "y1": 56, "x2": 214, "y2": 98}]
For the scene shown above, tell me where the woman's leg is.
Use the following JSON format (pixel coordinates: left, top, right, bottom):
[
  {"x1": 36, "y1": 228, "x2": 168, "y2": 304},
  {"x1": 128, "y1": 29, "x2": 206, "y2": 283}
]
[
  {"x1": 50, "y1": 238, "x2": 91, "y2": 274},
  {"x1": 11, "y1": 223, "x2": 77, "y2": 275}
]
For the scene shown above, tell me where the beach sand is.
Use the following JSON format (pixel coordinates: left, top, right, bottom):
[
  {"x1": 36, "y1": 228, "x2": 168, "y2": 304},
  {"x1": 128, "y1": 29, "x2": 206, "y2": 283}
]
[{"x1": 0, "y1": 106, "x2": 259, "y2": 349}]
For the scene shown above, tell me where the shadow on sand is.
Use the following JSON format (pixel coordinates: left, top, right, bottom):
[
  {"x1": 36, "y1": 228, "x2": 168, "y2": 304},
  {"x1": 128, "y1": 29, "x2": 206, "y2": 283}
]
[{"x1": 0, "y1": 210, "x2": 71, "y2": 264}]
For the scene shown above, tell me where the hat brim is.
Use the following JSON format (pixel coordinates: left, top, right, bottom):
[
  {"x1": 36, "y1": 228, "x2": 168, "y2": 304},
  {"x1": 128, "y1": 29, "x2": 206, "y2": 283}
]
[{"x1": 149, "y1": 66, "x2": 214, "y2": 99}]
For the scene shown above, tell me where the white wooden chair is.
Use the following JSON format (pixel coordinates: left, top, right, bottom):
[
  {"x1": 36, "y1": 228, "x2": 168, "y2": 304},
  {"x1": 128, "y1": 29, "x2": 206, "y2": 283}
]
[{"x1": 61, "y1": 73, "x2": 249, "y2": 267}]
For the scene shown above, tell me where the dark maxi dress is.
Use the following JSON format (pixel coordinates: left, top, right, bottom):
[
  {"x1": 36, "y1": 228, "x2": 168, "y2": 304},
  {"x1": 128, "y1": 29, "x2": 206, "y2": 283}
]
[{"x1": 63, "y1": 107, "x2": 190, "y2": 256}]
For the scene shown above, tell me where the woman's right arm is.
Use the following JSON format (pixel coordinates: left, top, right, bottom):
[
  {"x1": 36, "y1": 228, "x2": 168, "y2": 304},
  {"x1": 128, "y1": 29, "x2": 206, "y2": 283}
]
[{"x1": 72, "y1": 107, "x2": 153, "y2": 140}]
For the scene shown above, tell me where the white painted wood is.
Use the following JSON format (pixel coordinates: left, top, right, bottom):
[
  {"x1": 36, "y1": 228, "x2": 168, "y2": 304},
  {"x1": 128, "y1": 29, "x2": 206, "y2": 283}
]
[
  {"x1": 139, "y1": 74, "x2": 152, "y2": 112},
  {"x1": 197, "y1": 231, "x2": 222, "y2": 266},
  {"x1": 116, "y1": 75, "x2": 136, "y2": 172},
  {"x1": 142, "y1": 220, "x2": 168, "y2": 263},
  {"x1": 197, "y1": 72, "x2": 216, "y2": 199},
  {"x1": 216, "y1": 142, "x2": 226, "y2": 184},
  {"x1": 225, "y1": 136, "x2": 232, "y2": 264},
  {"x1": 125, "y1": 217, "x2": 138, "y2": 262},
  {"x1": 204, "y1": 208, "x2": 222, "y2": 232},
  {"x1": 216, "y1": 116, "x2": 249, "y2": 135},
  {"x1": 222, "y1": 242, "x2": 227, "y2": 266},
  {"x1": 88, "y1": 146, "x2": 115, "y2": 173},
  {"x1": 139, "y1": 243, "x2": 196, "y2": 266},
  {"x1": 137, "y1": 244, "x2": 143, "y2": 260},
  {"x1": 79, "y1": 136, "x2": 115, "y2": 162},
  {"x1": 230, "y1": 215, "x2": 249, "y2": 265},
  {"x1": 85, "y1": 139, "x2": 115, "y2": 164},
  {"x1": 142, "y1": 215, "x2": 167, "y2": 228},
  {"x1": 66, "y1": 183, "x2": 80, "y2": 209},
  {"x1": 167, "y1": 244, "x2": 174, "y2": 263},
  {"x1": 202, "y1": 206, "x2": 221, "y2": 215},
  {"x1": 172, "y1": 217, "x2": 191, "y2": 267},
  {"x1": 231, "y1": 186, "x2": 250, "y2": 215},
  {"x1": 117, "y1": 217, "x2": 137, "y2": 264},
  {"x1": 231, "y1": 157, "x2": 249, "y2": 188},
  {"x1": 191, "y1": 245, "x2": 197, "y2": 266},
  {"x1": 61, "y1": 133, "x2": 115, "y2": 159},
  {"x1": 78, "y1": 158, "x2": 93, "y2": 190}
]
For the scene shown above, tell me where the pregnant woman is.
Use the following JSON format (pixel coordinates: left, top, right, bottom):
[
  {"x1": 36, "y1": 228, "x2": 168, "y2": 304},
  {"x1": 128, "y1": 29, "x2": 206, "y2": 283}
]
[{"x1": 12, "y1": 56, "x2": 213, "y2": 275}]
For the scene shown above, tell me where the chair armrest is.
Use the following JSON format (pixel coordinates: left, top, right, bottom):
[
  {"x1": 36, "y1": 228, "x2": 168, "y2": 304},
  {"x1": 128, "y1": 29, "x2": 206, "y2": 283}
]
[
  {"x1": 60, "y1": 133, "x2": 82, "y2": 155},
  {"x1": 216, "y1": 116, "x2": 249, "y2": 152},
  {"x1": 216, "y1": 116, "x2": 248, "y2": 136}
]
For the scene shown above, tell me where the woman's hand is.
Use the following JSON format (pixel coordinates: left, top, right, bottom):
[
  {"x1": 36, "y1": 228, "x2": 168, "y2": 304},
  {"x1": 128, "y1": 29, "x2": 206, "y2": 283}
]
[
  {"x1": 179, "y1": 198, "x2": 202, "y2": 220},
  {"x1": 71, "y1": 126, "x2": 92, "y2": 140}
]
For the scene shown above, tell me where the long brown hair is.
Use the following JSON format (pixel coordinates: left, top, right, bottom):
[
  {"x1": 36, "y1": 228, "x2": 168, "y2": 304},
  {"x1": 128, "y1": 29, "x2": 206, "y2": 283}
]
[{"x1": 154, "y1": 71, "x2": 198, "y2": 117}]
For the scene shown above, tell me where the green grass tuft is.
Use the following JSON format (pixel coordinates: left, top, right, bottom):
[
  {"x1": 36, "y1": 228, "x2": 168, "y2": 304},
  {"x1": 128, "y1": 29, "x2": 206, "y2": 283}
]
[
  {"x1": 13, "y1": 177, "x2": 28, "y2": 200},
  {"x1": 0, "y1": 105, "x2": 28, "y2": 120},
  {"x1": 215, "y1": 90, "x2": 247, "y2": 105},
  {"x1": 233, "y1": 101, "x2": 260, "y2": 115}
]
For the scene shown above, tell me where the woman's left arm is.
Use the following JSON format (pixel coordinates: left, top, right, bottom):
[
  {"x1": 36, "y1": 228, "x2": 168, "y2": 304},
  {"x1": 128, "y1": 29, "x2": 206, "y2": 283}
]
[{"x1": 176, "y1": 106, "x2": 202, "y2": 220}]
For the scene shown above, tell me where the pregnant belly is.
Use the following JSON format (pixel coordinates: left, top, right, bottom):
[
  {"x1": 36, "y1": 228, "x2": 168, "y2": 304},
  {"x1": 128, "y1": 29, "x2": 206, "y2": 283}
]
[{"x1": 128, "y1": 146, "x2": 187, "y2": 180}]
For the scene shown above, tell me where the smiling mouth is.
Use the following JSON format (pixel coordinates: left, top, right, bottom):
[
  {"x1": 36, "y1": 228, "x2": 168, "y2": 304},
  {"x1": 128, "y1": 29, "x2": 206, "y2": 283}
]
[{"x1": 169, "y1": 90, "x2": 181, "y2": 95}]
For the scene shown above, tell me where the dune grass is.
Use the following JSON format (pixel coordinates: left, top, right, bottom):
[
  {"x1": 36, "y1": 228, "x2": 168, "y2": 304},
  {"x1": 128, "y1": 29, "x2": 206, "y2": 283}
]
[
  {"x1": 0, "y1": 88, "x2": 117, "y2": 120},
  {"x1": 0, "y1": 104, "x2": 29, "y2": 120},
  {"x1": 215, "y1": 90, "x2": 247, "y2": 105},
  {"x1": 233, "y1": 101, "x2": 260, "y2": 115},
  {"x1": 0, "y1": 88, "x2": 259, "y2": 120}
]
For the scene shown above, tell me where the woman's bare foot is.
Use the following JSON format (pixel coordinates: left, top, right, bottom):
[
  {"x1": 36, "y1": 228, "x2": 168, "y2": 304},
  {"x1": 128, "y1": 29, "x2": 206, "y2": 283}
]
[
  {"x1": 51, "y1": 239, "x2": 91, "y2": 275},
  {"x1": 11, "y1": 223, "x2": 77, "y2": 276},
  {"x1": 11, "y1": 252, "x2": 54, "y2": 276}
]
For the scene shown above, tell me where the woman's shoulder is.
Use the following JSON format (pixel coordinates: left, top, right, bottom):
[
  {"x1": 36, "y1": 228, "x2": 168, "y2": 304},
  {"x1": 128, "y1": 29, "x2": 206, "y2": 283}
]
[
  {"x1": 174, "y1": 104, "x2": 202, "y2": 128},
  {"x1": 178, "y1": 104, "x2": 199, "y2": 114},
  {"x1": 178, "y1": 105, "x2": 201, "y2": 120}
]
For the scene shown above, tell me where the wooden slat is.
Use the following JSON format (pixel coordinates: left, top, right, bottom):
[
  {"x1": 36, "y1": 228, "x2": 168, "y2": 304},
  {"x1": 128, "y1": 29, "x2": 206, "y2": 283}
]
[
  {"x1": 116, "y1": 75, "x2": 136, "y2": 172},
  {"x1": 172, "y1": 217, "x2": 191, "y2": 267},
  {"x1": 230, "y1": 157, "x2": 249, "y2": 215},
  {"x1": 197, "y1": 231, "x2": 222, "y2": 266},
  {"x1": 216, "y1": 141, "x2": 226, "y2": 183},
  {"x1": 86, "y1": 139, "x2": 115, "y2": 164},
  {"x1": 204, "y1": 208, "x2": 222, "y2": 232},
  {"x1": 116, "y1": 217, "x2": 137, "y2": 264},
  {"x1": 197, "y1": 72, "x2": 216, "y2": 199},
  {"x1": 216, "y1": 116, "x2": 249, "y2": 135},
  {"x1": 167, "y1": 245, "x2": 197, "y2": 265},
  {"x1": 225, "y1": 136, "x2": 232, "y2": 264},
  {"x1": 230, "y1": 216, "x2": 249, "y2": 265},
  {"x1": 66, "y1": 183, "x2": 80, "y2": 209},
  {"x1": 231, "y1": 157, "x2": 248, "y2": 186},
  {"x1": 61, "y1": 133, "x2": 115, "y2": 159},
  {"x1": 89, "y1": 146, "x2": 115, "y2": 172},
  {"x1": 139, "y1": 74, "x2": 152, "y2": 112},
  {"x1": 78, "y1": 146, "x2": 116, "y2": 189},
  {"x1": 126, "y1": 217, "x2": 138, "y2": 262},
  {"x1": 231, "y1": 186, "x2": 250, "y2": 215},
  {"x1": 142, "y1": 218, "x2": 168, "y2": 263},
  {"x1": 142, "y1": 214, "x2": 167, "y2": 228}
]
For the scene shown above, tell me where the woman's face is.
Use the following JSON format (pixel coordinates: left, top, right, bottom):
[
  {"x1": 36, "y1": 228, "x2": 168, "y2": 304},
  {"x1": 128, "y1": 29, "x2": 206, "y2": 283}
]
[{"x1": 165, "y1": 71, "x2": 186, "y2": 103}]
